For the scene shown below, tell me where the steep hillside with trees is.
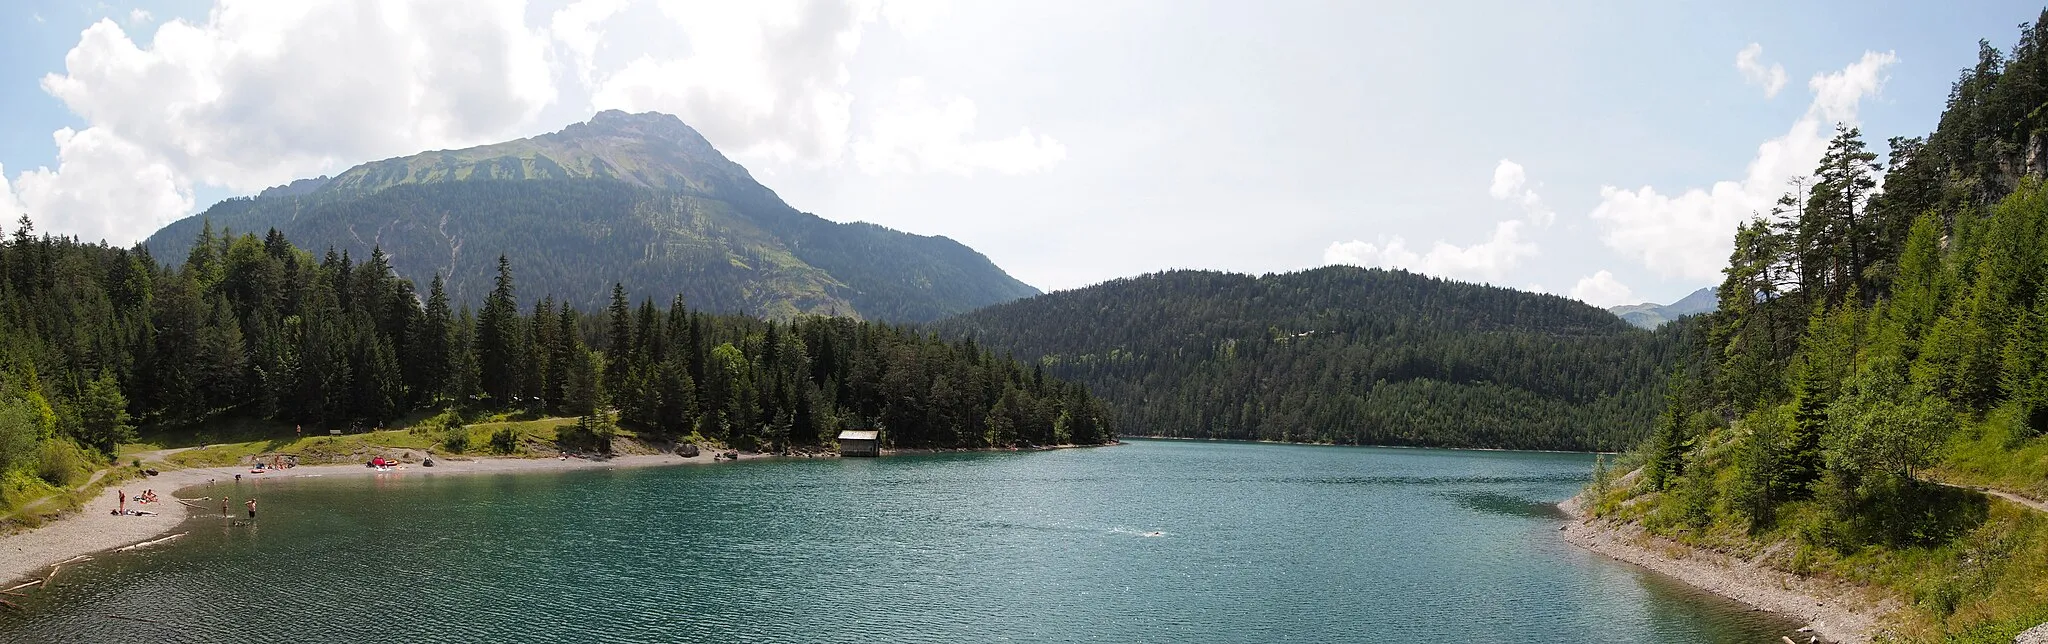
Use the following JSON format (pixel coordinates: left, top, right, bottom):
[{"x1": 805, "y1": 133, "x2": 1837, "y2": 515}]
[
  {"x1": 143, "y1": 110, "x2": 1038, "y2": 322},
  {"x1": 932, "y1": 267, "x2": 1686, "y2": 451},
  {"x1": 1583, "y1": 13, "x2": 2048, "y2": 642}
]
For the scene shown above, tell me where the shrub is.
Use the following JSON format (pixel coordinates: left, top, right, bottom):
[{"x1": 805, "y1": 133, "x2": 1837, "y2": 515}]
[
  {"x1": 441, "y1": 424, "x2": 471, "y2": 453},
  {"x1": 489, "y1": 427, "x2": 520, "y2": 454},
  {"x1": 35, "y1": 440, "x2": 91, "y2": 487},
  {"x1": 413, "y1": 409, "x2": 464, "y2": 436}
]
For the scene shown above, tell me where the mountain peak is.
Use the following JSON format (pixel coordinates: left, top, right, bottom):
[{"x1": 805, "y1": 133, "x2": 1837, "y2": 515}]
[
  {"x1": 1607, "y1": 286, "x2": 1718, "y2": 329},
  {"x1": 568, "y1": 110, "x2": 716, "y2": 153},
  {"x1": 320, "y1": 110, "x2": 761, "y2": 199}
]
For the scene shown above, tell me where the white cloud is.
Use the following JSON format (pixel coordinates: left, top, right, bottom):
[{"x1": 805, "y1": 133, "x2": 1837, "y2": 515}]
[
  {"x1": 127, "y1": 9, "x2": 153, "y2": 26},
  {"x1": 586, "y1": 0, "x2": 1020, "y2": 172},
  {"x1": 1489, "y1": 159, "x2": 1554, "y2": 226},
  {"x1": 1735, "y1": 43, "x2": 1786, "y2": 98},
  {"x1": 1325, "y1": 159, "x2": 1553, "y2": 282},
  {"x1": 44, "y1": 5, "x2": 557, "y2": 191},
  {"x1": 549, "y1": 0, "x2": 627, "y2": 85},
  {"x1": 0, "y1": 164, "x2": 25, "y2": 219},
  {"x1": 851, "y1": 77, "x2": 1065, "y2": 176},
  {"x1": 1589, "y1": 50, "x2": 1895, "y2": 282},
  {"x1": 1569, "y1": 270, "x2": 1637, "y2": 308},
  {"x1": 589, "y1": 1, "x2": 873, "y2": 166},
  {"x1": 1324, "y1": 220, "x2": 1537, "y2": 283},
  {"x1": 878, "y1": 0, "x2": 949, "y2": 35},
  {"x1": 22, "y1": 1, "x2": 557, "y2": 245},
  {"x1": 11, "y1": 128, "x2": 194, "y2": 245}
]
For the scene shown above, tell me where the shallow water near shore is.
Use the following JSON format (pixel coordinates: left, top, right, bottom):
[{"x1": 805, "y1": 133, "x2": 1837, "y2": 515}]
[{"x1": 0, "y1": 439, "x2": 1797, "y2": 643}]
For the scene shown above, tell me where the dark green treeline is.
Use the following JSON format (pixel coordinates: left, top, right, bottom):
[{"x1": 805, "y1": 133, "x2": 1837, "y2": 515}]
[
  {"x1": 0, "y1": 221, "x2": 1112, "y2": 474},
  {"x1": 933, "y1": 267, "x2": 1688, "y2": 451}
]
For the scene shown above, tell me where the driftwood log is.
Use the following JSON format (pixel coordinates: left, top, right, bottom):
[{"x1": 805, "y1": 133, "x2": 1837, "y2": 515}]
[
  {"x1": 115, "y1": 532, "x2": 187, "y2": 552},
  {"x1": 0, "y1": 579, "x2": 43, "y2": 593}
]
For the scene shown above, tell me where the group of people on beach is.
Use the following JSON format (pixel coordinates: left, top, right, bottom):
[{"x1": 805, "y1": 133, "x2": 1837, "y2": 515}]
[
  {"x1": 114, "y1": 489, "x2": 159, "y2": 512},
  {"x1": 110, "y1": 489, "x2": 161, "y2": 516},
  {"x1": 112, "y1": 488, "x2": 257, "y2": 520}
]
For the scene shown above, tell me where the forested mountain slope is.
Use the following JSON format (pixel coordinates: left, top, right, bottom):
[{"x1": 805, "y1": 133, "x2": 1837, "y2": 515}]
[
  {"x1": 143, "y1": 110, "x2": 1038, "y2": 322},
  {"x1": 931, "y1": 267, "x2": 1686, "y2": 451},
  {"x1": 1581, "y1": 13, "x2": 2048, "y2": 641}
]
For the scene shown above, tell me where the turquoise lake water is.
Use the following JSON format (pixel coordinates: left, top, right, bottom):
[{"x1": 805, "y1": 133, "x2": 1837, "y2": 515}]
[{"x1": 0, "y1": 439, "x2": 1797, "y2": 643}]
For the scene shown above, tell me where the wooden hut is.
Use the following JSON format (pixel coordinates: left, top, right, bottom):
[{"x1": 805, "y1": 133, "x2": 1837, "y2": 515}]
[{"x1": 837, "y1": 430, "x2": 880, "y2": 457}]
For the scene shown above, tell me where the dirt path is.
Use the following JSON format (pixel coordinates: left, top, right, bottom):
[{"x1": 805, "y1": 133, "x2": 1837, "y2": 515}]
[
  {"x1": 1976, "y1": 487, "x2": 2048, "y2": 514},
  {"x1": 1927, "y1": 479, "x2": 2048, "y2": 514}
]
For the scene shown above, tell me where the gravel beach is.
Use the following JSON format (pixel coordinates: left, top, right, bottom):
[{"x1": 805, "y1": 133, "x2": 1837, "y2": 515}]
[{"x1": 1557, "y1": 495, "x2": 1897, "y2": 644}]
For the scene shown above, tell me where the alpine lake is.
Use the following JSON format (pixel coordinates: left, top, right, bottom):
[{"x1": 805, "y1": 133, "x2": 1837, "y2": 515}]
[{"x1": 0, "y1": 439, "x2": 1798, "y2": 643}]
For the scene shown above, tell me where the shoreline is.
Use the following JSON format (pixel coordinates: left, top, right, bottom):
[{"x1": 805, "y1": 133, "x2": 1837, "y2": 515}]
[
  {"x1": 1124, "y1": 434, "x2": 1607, "y2": 455},
  {"x1": 1556, "y1": 495, "x2": 1895, "y2": 644},
  {"x1": 0, "y1": 451, "x2": 769, "y2": 589},
  {"x1": 0, "y1": 441, "x2": 1116, "y2": 590}
]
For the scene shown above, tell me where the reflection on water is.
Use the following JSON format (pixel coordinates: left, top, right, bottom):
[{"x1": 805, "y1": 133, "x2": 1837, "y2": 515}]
[{"x1": 0, "y1": 439, "x2": 1800, "y2": 643}]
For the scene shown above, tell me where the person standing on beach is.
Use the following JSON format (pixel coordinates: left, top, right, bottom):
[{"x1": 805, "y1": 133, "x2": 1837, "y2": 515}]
[
  {"x1": 245, "y1": 498, "x2": 257, "y2": 519},
  {"x1": 118, "y1": 490, "x2": 126, "y2": 513}
]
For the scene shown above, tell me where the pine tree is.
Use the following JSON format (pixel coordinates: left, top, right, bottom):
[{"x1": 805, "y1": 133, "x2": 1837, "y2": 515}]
[{"x1": 477, "y1": 255, "x2": 521, "y2": 405}]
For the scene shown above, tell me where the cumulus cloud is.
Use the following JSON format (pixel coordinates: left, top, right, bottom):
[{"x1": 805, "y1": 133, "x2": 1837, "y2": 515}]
[
  {"x1": 0, "y1": 164, "x2": 25, "y2": 219},
  {"x1": 1324, "y1": 220, "x2": 1537, "y2": 283},
  {"x1": 12, "y1": 128, "x2": 194, "y2": 245},
  {"x1": 589, "y1": 1, "x2": 873, "y2": 166},
  {"x1": 127, "y1": 9, "x2": 153, "y2": 27},
  {"x1": 1489, "y1": 159, "x2": 1554, "y2": 226},
  {"x1": 585, "y1": 0, "x2": 1027, "y2": 172},
  {"x1": 44, "y1": 4, "x2": 555, "y2": 192},
  {"x1": 17, "y1": 1, "x2": 556, "y2": 244},
  {"x1": 1325, "y1": 159, "x2": 1558, "y2": 282},
  {"x1": 550, "y1": 0, "x2": 628, "y2": 85},
  {"x1": 1569, "y1": 270, "x2": 1638, "y2": 308},
  {"x1": 851, "y1": 77, "x2": 1066, "y2": 176},
  {"x1": 1735, "y1": 43, "x2": 1787, "y2": 98},
  {"x1": 1589, "y1": 50, "x2": 1896, "y2": 282}
]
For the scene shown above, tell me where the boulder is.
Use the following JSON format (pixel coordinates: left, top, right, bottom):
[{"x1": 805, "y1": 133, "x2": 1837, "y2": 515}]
[
  {"x1": 2016, "y1": 622, "x2": 2048, "y2": 644},
  {"x1": 677, "y1": 443, "x2": 701, "y2": 457}
]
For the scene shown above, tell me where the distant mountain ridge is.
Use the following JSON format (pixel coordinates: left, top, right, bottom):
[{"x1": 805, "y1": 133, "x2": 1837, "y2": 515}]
[
  {"x1": 1607, "y1": 287, "x2": 1717, "y2": 329},
  {"x1": 144, "y1": 110, "x2": 1039, "y2": 321}
]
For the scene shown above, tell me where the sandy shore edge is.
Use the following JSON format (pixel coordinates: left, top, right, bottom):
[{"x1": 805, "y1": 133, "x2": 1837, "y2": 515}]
[
  {"x1": 0, "y1": 451, "x2": 767, "y2": 588},
  {"x1": 1557, "y1": 495, "x2": 1895, "y2": 644}
]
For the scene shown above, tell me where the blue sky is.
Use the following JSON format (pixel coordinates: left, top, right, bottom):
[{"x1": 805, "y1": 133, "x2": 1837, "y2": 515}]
[{"x1": 2, "y1": 1, "x2": 2043, "y2": 306}]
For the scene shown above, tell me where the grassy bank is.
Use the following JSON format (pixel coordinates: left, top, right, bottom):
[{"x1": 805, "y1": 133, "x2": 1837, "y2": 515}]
[
  {"x1": 1583, "y1": 421, "x2": 2048, "y2": 643},
  {"x1": 132, "y1": 411, "x2": 700, "y2": 470}
]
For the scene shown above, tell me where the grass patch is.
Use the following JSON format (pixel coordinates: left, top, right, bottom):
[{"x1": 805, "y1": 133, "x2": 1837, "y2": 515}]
[
  {"x1": 158, "y1": 415, "x2": 585, "y2": 467},
  {"x1": 1934, "y1": 405, "x2": 2048, "y2": 500}
]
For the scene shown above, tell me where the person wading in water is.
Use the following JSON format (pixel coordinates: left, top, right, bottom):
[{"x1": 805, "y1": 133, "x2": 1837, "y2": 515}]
[
  {"x1": 245, "y1": 498, "x2": 257, "y2": 520},
  {"x1": 221, "y1": 496, "x2": 229, "y2": 516}
]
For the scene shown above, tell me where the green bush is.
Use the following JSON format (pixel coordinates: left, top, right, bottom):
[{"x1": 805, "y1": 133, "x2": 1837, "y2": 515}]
[
  {"x1": 441, "y1": 425, "x2": 471, "y2": 453},
  {"x1": 34, "y1": 440, "x2": 91, "y2": 487},
  {"x1": 413, "y1": 409, "x2": 465, "y2": 436},
  {"x1": 489, "y1": 427, "x2": 520, "y2": 454}
]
